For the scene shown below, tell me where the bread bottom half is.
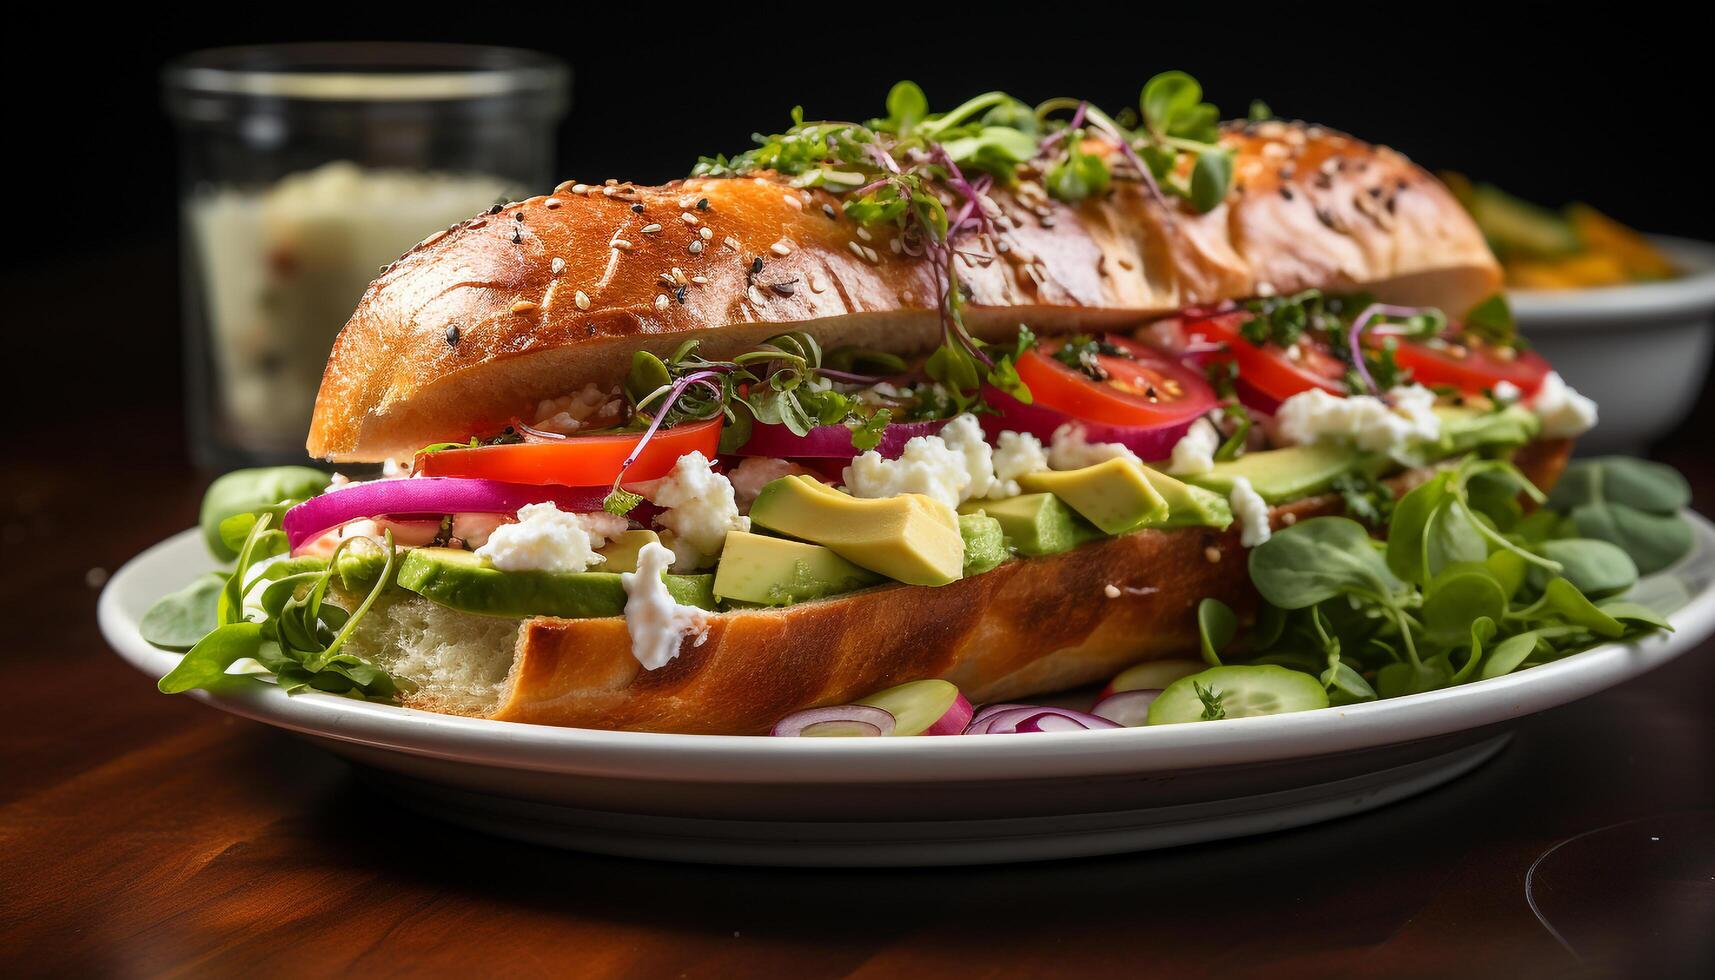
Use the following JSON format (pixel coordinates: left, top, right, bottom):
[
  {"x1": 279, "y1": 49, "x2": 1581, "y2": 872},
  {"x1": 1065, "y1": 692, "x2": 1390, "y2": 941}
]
[{"x1": 345, "y1": 440, "x2": 1571, "y2": 734}]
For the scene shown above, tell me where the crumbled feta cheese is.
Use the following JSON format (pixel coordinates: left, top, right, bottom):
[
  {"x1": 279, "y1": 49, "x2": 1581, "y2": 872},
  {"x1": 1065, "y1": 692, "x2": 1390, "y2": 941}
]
[
  {"x1": 1491, "y1": 380, "x2": 1522, "y2": 405},
  {"x1": 647, "y1": 451, "x2": 750, "y2": 571},
  {"x1": 451, "y1": 513, "x2": 506, "y2": 549},
  {"x1": 1049, "y1": 424, "x2": 1138, "y2": 470},
  {"x1": 1531, "y1": 371, "x2": 1598, "y2": 438},
  {"x1": 475, "y1": 503, "x2": 627, "y2": 573},
  {"x1": 726, "y1": 457, "x2": 811, "y2": 508},
  {"x1": 938, "y1": 414, "x2": 997, "y2": 500},
  {"x1": 854, "y1": 381, "x2": 907, "y2": 409},
  {"x1": 1168, "y1": 417, "x2": 1221, "y2": 476},
  {"x1": 1229, "y1": 476, "x2": 1272, "y2": 548},
  {"x1": 622, "y1": 541, "x2": 709, "y2": 671},
  {"x1": 843, "y1": 434, "x2": 970, "y2": 510},
  {"x1": 1274, "y1": 385, "x2": 1441, "y2": 454},
  {"x1": 532, "y1": 382, "x2": 622, "y2": 435},
  {"x1": 989, "y1": 430, "x2": 1048, "y2": 498}
]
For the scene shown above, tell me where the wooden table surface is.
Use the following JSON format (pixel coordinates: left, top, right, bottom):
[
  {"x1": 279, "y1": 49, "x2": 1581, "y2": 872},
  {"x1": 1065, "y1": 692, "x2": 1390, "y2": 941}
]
[{"x1": 3, "y1": 408, "x2": 1712, "y2": 979}]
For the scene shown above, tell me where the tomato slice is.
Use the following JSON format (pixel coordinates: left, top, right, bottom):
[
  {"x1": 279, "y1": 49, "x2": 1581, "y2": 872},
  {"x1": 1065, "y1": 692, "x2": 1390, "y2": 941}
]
[
  {"x1": 1186, "y1": 312, "x2": 1349, "y2": 404},
  {"x1": 1389, "y1": 336, "x2": 1552, "y2": 395},
  {"x1": 414, "y1": 417, "x2": 723, "y2": 487},
  {"x1": 1016, "y1": 335, "x2": 1216, "y2": 428}
]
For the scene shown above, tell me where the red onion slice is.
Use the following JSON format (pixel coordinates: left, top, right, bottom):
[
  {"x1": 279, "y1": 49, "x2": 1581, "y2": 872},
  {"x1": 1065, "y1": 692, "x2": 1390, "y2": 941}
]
[
  {"x1": 923, "y1": 691, "x2": 974, "y2": 736},
  {"x1": 734, "y1": 417, "x2": 950, "y2": 460},
  {"x1": 1091, "y1": 689, "x2": 1162, "y2": 727},
  {"x1": 963, "y1": 705, "x2": 1122, "y2": 735},
  {"x1": 771, "y1": 704, "x2": 897, "y2": 737},
  {"x1": 979, "y1": 387, "x2": 1207, "y2": 462},
  {"x1": 282, "y1": 478, "x2": 634, "y2": 552}
]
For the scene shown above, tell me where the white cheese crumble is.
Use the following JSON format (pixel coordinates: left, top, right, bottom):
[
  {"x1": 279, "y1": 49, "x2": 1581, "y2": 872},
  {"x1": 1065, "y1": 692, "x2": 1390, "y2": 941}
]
[
  {"x1": 726, "y1": 457, "x2": 811, "y2": 508},
  {"x1": 989, "y1": 430, "x2": 1049, "y2": 498},
  {"x1": 938, "y1": 413, "x2": 997, "y2": 500},
  {"x1": 533, "y1": 383, "x2": 623, "y2": 435},
  {"x1": 1168, "y1": 417, "x2": 1221, "y2": 476},
  {"x1": 1530, "y1": 371, "x2": 1598, "y2": 438},
  {"x1": 843, "y1": 434, "x2": 970, "y2": 510},
  {"x1": 1491, "y1": 380, "x2": 1523, "y2": 405},
  {"x1": 1229, "y1": 476, "x2": 1272, "y2": 548},
  {"x1": 475, "y1": 503, "x2": 627, "y2": 573},
  {"x1": 1049, "y1": 424, "x2": 1139, "y2": 470},
  {"x1": 1274, "y1": 384, "x2": 1441, "y2": 454},
  {"x1": 647, "y1": 451, "x2": 750, "y2": 572},
  {"x1": 621, "y1": 541, "x2": 709, "y2": 671}
]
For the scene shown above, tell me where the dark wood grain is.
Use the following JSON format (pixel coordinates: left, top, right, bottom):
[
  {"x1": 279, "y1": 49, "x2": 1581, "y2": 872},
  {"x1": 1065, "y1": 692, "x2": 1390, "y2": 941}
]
[{"x1": 2, "y1": 407, "x2": 1712, "y2": 979}]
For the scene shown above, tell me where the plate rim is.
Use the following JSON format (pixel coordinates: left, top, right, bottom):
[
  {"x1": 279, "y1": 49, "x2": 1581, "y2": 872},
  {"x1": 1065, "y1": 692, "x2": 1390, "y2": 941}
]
[
  {"x1": 98, "y1": 516, "x2": 1715, "y2": 785},
  {"x1": 1507, "y1": 235, "x2": 1715, "y2": 328}
]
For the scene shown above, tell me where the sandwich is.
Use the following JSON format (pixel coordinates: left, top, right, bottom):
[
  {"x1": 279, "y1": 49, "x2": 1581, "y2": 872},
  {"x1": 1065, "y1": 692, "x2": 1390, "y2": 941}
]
[{"x1": 148, "y1": 73, "x2": 1629, "y2": 735}]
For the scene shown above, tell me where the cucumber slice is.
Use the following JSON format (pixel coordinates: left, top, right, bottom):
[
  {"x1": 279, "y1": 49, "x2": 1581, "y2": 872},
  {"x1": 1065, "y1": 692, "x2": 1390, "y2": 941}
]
[
  {"x1": 856, "y1": 679, "x2": 965, "y2": 737},
  {"x1": 1147, "y1": 665, "x2": 1329, "y2": 725}
]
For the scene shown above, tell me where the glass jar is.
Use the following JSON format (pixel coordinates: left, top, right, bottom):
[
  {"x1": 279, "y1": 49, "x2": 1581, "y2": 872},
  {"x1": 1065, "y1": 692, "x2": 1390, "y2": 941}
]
[{"x1": 164, "y1": 43, "x2": 569, "y2": 466}]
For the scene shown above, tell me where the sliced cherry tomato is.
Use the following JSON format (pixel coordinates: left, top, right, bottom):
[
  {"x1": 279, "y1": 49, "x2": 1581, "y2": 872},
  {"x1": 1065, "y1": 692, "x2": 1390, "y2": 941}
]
[
  {"x1": 414, "y1": 417, "x2": 722, "y2": 487},
  {"x1": 1185, "y1": 312, "x2": 1348, "y2": 405},
  {"x1": 1388, "y1": 336, "x2": 1551, "y2": 395},
  {"x1": 1017, "y1": 334, "x2": 1216, "y2": 428}
]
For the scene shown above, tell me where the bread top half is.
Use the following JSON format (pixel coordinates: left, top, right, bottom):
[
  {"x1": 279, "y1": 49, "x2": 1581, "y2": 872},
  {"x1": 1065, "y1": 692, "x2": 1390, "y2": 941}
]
[{"x1": 307, "y1": 120, "x2": 1500, "y2": 462}]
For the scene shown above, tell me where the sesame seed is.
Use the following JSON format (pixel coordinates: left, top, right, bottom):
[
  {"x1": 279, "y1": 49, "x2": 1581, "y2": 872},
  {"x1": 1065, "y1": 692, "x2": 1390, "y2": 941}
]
[
  {"x1": 603, "y1": 186, "x2": 618, "y2": 197},
  {"x1": 889, "y1": 237, "x2": 903, "y2": 254},
  {"x1": 1281, "y1": 512, "x2": 1298, "y2": 526},
  {"x1": 671, "y1": 267, "x2": 688, "y2": 285},
  {"x1": 655, "y1": 294, "x2": 669, "y2": 311},
  {"x1": 658, "y1": 273, "x2": 675, "y2": 286},
  {"x1": 641, "y1": 223, "x2": 663, "y2": 234},
  {"x1": 575, "y1": 290, "x2": 591, "y2": 310},
  {"x1": 699, "y1": 226, "x2": 713, "y2": 240},
  {"x1": 631, "y1": 203, "x2": 645, "y2": 213},
  {"x1": 513, "y1": 212, "x2": 525, "y2": 222},
  {"x1": 606, "y1": 179, "x2": 619, "y2": 186},
  {"x1": 771, "y1": 280, "x2": 797, "y2": 297},
  {"x1": 487, "y1": 204, "x2": 503, "y2": 215},
  {"x1": 847, "y1": 241, "x2": 866, "y2": 259},
  {"x1": 724, "y1": 235, "x2": 741, "y2": 251},
  {"x1": 681, "y1": 212, "x2": 699, "y2": 225},
  {"x1": 1204, "y1": 546, "x2": 1222, "y2": 563},
  {"x1": 611, "y1": 239, "x2": 633, "y2": 251},
  {"x1": 544, "y1": 199, "x2": 562, "y2": 210},
  {"x1": 675, "y1": 285, "x2": 688, "y2": 304},
  {"x1": 688, "y1": 240, "x2": 705, "y2": 255},
  {"x1": 861, "y1": 245, "x2": 880, "y2": 263},
  {"x1": 555, "y1": 180, "x2": 576, "y2": 194},
  {"x1": 511, "y1": 299, "x2": 538, "y2": 313},
  {"x1": 855, "y1": 226, "x2": 872, "y2": 242},
  {"x1": 690, "y1": 275, "x2": 708, "y2": 285},
  {"x1": 678, "y1": 196, "x2": 697, "y2": 209},
  {"x1": 1103, "y1": 584, "x2": 1121, "y2": 599},
  {"x1": 550, "y1": 257, "x2": 566, "y2": 275},
  {"x1": 748, "y1": 285, "x2": 767, "y2": 306},
  {"x1": 822, "y1": 204, "x2": 838, "y2": 220},
  {"x1": 445, "y1": 325, "x2": 460, "y2": 345},
  {"x1": 696, "y1": 198, "x2": 710, "y2": 211},
  {"x1": 571, "y1": 183, "x2": 590, "y2": 195},
  {"x1": 770, "y1": 241, "x2": 792, "y2": 257},
  {"x1": 783, "y1": 195, "x2": 802, "y2": 210},
  {"x1": 750, "y1": 257, "x2": 764, "y2": 275}
]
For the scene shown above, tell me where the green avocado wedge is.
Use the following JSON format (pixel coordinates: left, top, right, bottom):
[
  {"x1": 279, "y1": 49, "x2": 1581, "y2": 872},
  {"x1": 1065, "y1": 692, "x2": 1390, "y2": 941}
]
[
  {"x1": 1188, "y1": 442, "x2": 1367, "y2": 505},
  {"x1": 713, "y1": 531, "x2": 881, "y2": 607},
  {"x1": 396, "y1": 547, "x2": 715, "y2": 619}
]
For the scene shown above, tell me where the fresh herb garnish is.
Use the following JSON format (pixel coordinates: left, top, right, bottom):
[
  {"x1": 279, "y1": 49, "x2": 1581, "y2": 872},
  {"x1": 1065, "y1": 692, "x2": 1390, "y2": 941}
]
[
  {"x1": 1331, "y1": 469, "x2": 1396, "y2": 526},
  {"x1": 694, "y1": 73, "x2": 1241, "y2": 409},
  {"x1": 1049, "y1": 333, "x2": 1128, "y2": 381},
  {"x1": 1194, "y1": 682, "x2": 1228, "y2": 720}
]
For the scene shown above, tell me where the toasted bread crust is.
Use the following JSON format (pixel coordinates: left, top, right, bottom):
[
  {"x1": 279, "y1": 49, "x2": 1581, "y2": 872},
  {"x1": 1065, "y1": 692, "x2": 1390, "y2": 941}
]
[
  {"x1": 308, "y1": 121, "x2": 1498, "y2": 462},
  {"x1": 451, "y1": 440, "x2": 1569, "y2": 734}
]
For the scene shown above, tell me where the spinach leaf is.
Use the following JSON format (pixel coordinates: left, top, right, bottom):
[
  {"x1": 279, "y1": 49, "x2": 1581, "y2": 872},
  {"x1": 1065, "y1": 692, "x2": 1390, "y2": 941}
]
[
  {"x1": 1250, "y1": 517, "x2": 1403, "y2": 609},
  {"x1": 1547, "y1": 456, "x2": 1690, "y2": 515},
  {"x1": 1568, "y1": 502, "x2": 1693, "y2": 575},
  {"x1": 1197, "y1": 597, "x2": 1237, "y2": 667},
  {"x1": 1479, "y1": 631, "x2": 1542, "y2": 680},
  {"x1": 139, "y1": 572, "x2": 226, "y2": 650},
  {"x1": 200, "y1": 466, "x2": 331, "y2": 561},
  {"x1": 1540, "y1": 578, "x2": 1626, "y2": 638},
  {"x1": 157, "y1": 622, "x2": 265, "y2": 693},
  {"x1": 1536, "y1": 539, "x2": 1638, "y2": 597},
  {"x1": 1422, "y1": 565, "x2": 1506, "y2": 644}
]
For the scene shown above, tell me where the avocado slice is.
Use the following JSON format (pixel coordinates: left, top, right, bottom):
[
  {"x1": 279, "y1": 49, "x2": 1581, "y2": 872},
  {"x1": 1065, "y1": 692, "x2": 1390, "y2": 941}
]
[
  {"x1": 594, "y1": 529, "x2": 662, "y2": 573},
  {"x1": 1188, "y1": 442, "x2": 1365, "y2": 505},
  {"x1": 1434, "y1": 405, "x2": 1541, "y2": 456},
  {"x1": 396, "y1": 547, "x2": 715, "y2": 619},
  {"x1": 959, "y1": 513, "x2": 1009, "y2": 576},
  {"x1": 1016, "y1": 458, "x2": 1171, "y2": 536},
  {"x1": 749, "y1": 476, "x2": 965, "y2": 586},
  {"x1": 959, "y1": 493, "x2": 1095, "y2": 557},
  {"x1": 712, "y1": 530, "x2": 882, "y2": 607},
  {"x1": 1138, "y1": 465, "x2": 1235, "y2": 530}
]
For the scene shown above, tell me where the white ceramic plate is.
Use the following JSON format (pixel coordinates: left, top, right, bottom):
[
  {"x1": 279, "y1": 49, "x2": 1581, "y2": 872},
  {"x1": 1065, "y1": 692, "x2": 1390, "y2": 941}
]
[{"x1": 99, "y1": 517, "x2": 1715, "y2": 866}]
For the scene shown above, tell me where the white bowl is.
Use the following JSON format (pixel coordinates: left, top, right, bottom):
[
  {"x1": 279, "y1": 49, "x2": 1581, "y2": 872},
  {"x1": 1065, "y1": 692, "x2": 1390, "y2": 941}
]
[{"x1": 1510, "y1": 236, "x2": 1715, "y2": 451}]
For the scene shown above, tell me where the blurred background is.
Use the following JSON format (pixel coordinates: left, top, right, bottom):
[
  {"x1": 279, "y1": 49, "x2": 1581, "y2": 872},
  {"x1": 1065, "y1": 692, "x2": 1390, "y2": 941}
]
[{"x1": 4, "y1": 8, "x2": 1712, "y2": 473}]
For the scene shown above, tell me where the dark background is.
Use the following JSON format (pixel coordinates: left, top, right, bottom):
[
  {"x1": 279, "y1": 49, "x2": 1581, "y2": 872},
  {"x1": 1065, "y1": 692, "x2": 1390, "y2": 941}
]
[{"x1": 5, "y1": 7, "x2": 1713, "y2": 437}]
